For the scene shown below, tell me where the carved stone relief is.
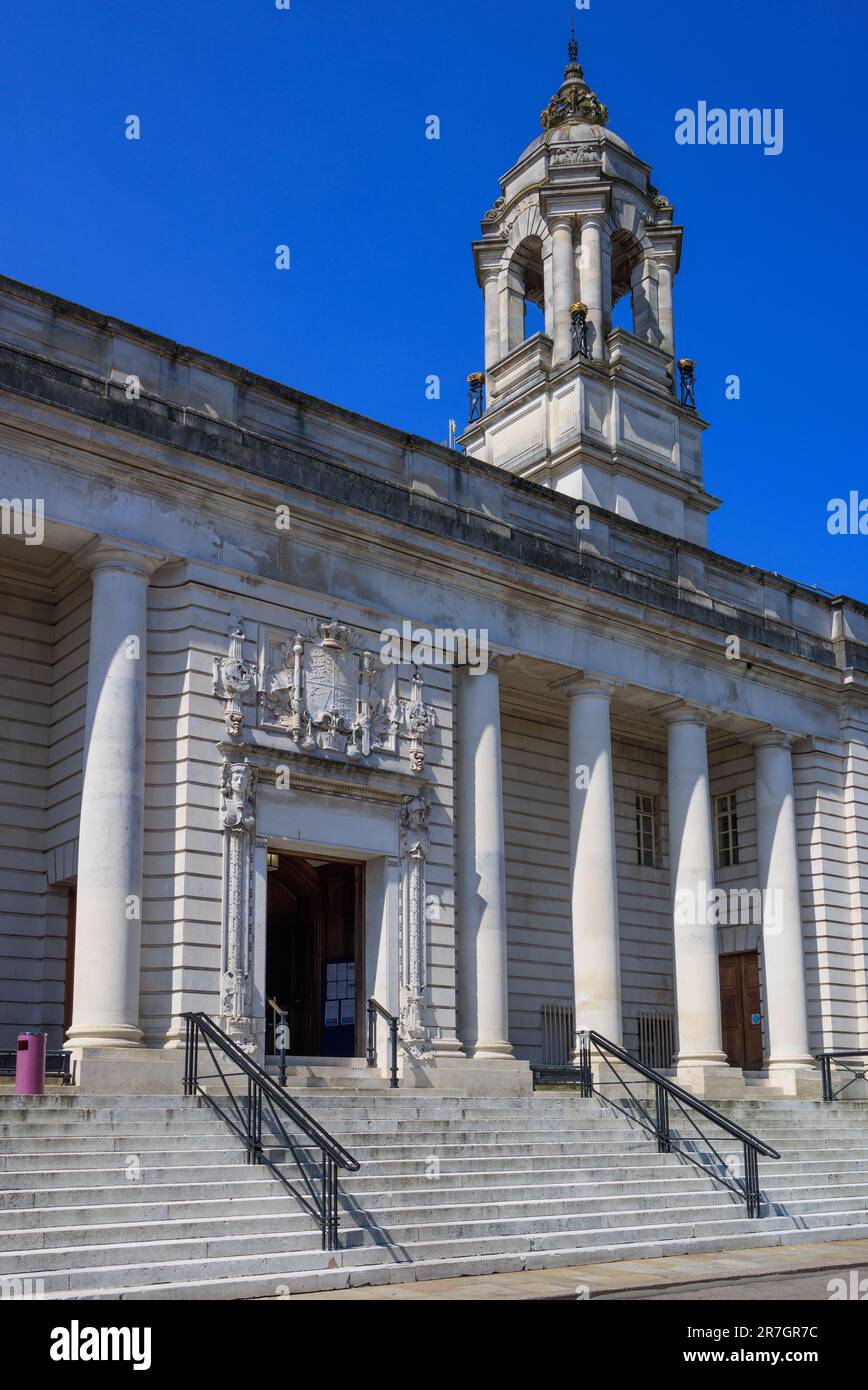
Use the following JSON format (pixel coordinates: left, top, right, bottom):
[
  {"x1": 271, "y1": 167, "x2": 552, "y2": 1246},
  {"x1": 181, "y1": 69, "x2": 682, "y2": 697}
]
[
  {"x1": 212, "y1": 617, "x2": 257, "y2": 737},
  {"x1": 213, "y1": 615, "x2": 436, "y2": 773},
  {"x1": 399, "y1": 793, "x2": 433, "y2": 1056},
  {"x1": 550, "y1": 143, "x2": 601, "y2": 166},
  {"x1": 219, "y1": 757, "x2": 257, "y2": 1053}
]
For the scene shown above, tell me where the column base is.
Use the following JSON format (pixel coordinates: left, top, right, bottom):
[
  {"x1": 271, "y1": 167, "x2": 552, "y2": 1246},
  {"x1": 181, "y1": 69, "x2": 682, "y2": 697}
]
[
  {"x1": 64, "y1": 1024, "x2": 144, "y2": 1051},
  {"x1": 427, "y1": 1035, "x2": 466, "y2": 1058},
  {"x1": 766, "y1": 1061, "x2": 822, "y2": 1099},
  {"x1": 675, "y1": 1062, "x2": 746, "y2": 1101},
  {"x1": 471, "y1": 1040, "x2": 515, "y2": 1061},
  {"x1": 68, "y1": 1046, "x2": 185, "y2": 1094},
  {"x1": 401, "y1": 1053, "x2": 532, "y2": 1095}
]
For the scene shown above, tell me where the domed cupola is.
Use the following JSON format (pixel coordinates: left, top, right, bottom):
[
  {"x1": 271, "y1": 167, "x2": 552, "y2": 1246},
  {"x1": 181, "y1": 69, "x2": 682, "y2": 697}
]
[{"x1": 459, "y1": 31, "x2": 719, "y2": 546}]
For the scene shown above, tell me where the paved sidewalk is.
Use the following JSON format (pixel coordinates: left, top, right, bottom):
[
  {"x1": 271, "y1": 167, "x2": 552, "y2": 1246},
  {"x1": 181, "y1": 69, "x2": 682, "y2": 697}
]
[{"x1": 273, "y1": 1239, "x2": 868, "y2": 1300}]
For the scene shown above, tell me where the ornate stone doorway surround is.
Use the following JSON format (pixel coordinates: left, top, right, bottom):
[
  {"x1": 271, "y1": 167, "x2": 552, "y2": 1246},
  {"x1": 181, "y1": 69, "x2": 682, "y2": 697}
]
[{"x1": 217, "y1": 741, "x2": 432, "y2": 1071}]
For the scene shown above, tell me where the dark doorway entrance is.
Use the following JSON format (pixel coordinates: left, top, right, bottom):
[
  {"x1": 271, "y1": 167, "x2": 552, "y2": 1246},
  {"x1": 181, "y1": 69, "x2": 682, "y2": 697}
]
[
  {"x1": 719, "y1": 950, "x2": 763, "y2": 1071},
  {"x1": 265, "y1": 855, "x2": 364, "y2": 1059}
]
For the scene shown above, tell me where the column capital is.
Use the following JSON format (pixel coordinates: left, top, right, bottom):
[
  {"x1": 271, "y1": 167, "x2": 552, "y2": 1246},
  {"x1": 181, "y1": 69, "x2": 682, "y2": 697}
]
[
  {"x1": 578, "y1": 211, "x2": 607, "y2": 233},
  {"x1": 750, "y1": 727, "x2": 799, "y2": 750},
  {"x1": 477, "y1": 254, "x2": 503, "y2": 286},
  {"x1": 549, "y1": 214, "x2": 576, "y2": 234},
  {"x1": 552, "y1": 671, "x2": 622, "y2": 701},
  {"x1": 76, "y1": 535, "x2": 168, "y2": 579},
  {"x1": 487, "y1": 652, "x2": 519, "y2": 677},
  {"x1": 662, "y1": 700, "x2": 709, "y2": 728}
]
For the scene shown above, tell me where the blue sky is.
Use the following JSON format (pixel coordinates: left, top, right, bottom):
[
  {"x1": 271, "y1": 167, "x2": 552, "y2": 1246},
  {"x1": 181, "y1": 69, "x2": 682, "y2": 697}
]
[{"x1": 2, "y1": 0, "x2": 866, "y2": 598}]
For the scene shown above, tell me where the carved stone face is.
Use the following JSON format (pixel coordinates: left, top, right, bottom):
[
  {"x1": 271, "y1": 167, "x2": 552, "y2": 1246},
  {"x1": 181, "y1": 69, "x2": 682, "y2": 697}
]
[{"x1": 229, "y1": 764, "x2": 249, "y2": 798}]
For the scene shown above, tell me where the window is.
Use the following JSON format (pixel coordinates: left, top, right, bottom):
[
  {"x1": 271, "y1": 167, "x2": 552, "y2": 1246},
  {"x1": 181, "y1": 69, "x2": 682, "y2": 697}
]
[
  {"x1": 715, "y1": 791, "x2": 740, "y2": 868},
  {"x1": 635, "y1": 794, "x2": 657, "y2": 867}
]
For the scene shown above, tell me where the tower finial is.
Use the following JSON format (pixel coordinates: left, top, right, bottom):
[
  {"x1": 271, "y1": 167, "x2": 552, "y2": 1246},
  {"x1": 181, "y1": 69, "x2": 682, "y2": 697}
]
[{"x1": 540, "y1": 18, "x2": 608, "y2": 130}]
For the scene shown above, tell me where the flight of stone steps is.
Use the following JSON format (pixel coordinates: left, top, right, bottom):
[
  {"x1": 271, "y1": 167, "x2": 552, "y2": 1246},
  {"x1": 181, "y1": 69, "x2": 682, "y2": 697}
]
[{"x1": 1, "y1": 1090, "x2": 867, "y2": 1300}]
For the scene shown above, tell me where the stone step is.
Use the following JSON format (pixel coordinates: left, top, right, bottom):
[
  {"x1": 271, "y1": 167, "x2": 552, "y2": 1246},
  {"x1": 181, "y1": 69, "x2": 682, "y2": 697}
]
[
  {"x1": 0, "y1": 1135, "x2": 253, "y2": 1158},
  {"x1": 0, "y1": 1176, "x2": 314, "y2": 1209},
  {"x1": 8, "y1": 1088, "x2": 868, "y2": 1301},
  {"x1": 0, "y1": 1137, "x2": 665, "y2": 1177},
  {"x1": 339, "y1": 1171, "x2": 728, "y2": 1204},
  {"x1": 0, "y1": 1124, "x2": 231, "y2": 1142},
  {"x1": 49, "y1": 1220, "x2": 868, "y2": 1302},
  {"x1": 0, "y1": 1188, "x2": 749, "y2": 1255},
  {"x1": 0, "y1": 1193, "x2": 314, "y2": 1229},
  {"x1": 20, "y1": 1208, "x2": 855, "y2": 1296},
  {"x1": 0, "y1": 1174, "x2": 734, "y2": 1231},
  {"x1": 0, "y1": 1130, "x2": 656, "y2": 1166},
  {"x1": 0, "y1": 1163, "x2": 713, "y2": 1215}
]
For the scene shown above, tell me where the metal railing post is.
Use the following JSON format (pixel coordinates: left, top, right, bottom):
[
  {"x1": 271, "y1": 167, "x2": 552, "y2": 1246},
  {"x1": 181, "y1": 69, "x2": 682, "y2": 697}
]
[
  {"x1": 576, "y1": 1031, "x2": 592, "y2": 1097},
  {"x1": 821, "y1": 1055, "x2": 832, "y2": 1103},
  {"x1": 278, "y1": 1010, "x2": 288, "y2": 1089},
  {"x1": 245, "y1": 1077, "x2": 255, "y2": 1164},
  {"x1": 366, "y1": 997, "x2": 400, "y2": 1087},
  {"x1": 366, "y1": 1000, "x2": 376, "y2": 1068},
  {"x1": 389, "y1": 1016, "x2": 399, "y2": 1089},
  {"x1": 183, "y1": 1015, "x2": 192, "y2": 1096},
  {"x1": 744, "y1": 1142, "x2": 761, "y2": 1218},
  {"x1": 321, "y1": 1153, "x2": 339, "y2": 1251},
  {"x1": 655, "y1": 1082, "x2": 671, "y2": 1153}
]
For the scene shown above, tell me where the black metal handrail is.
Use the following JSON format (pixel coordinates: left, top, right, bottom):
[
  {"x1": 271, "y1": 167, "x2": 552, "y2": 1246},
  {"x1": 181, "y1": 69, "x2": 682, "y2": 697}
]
[
  {"x1": 817, "y1": 1050, "x2": 868, "y2": 1103},
  {"x1": 182, "y1": 1012, "x2": 359, "y2": 1250},
  {"x1": 366, "y1": 998, "x2": 399, "y2": 1089},
  {"x1": 544, "y1": 1030, "x2": 779, "y2": 1218},
  {"x1": 0, "y1": 1049, "x2": 72, "y2": 1085}
]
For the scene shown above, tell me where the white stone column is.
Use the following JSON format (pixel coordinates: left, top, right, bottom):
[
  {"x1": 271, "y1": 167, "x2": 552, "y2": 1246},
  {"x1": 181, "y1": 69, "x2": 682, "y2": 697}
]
[
  {"x1": 753, "y1": 734, "x2": 814, "y2": 1072},
  {"x1": 666, "y1": 707, "x2": 727, "y2": 1070},
  {"x1": 579, "y1": 214, "x2": 606, "y2": 359},
  {"x1": 66, "y1": 540, "x2": 164, "y2": 1050},
  {"x1": 550, "y1": 217, "x2": 575, "y2": 366},
  {"x1": 565, "y1": 677, "x2": 622, "y2": 1044},
  {"x1": 482, "y1": 266, "x2": 502, "y2": 390},
  {"x1": 456, "y1": 665, "x2": 512, "y2": 1058},
  {"x1": 502, "y1": 262, "x2": 526, "y2": 355},
  {"x1": 656, "y1": 256, "x2": 676, "y2": 362}
]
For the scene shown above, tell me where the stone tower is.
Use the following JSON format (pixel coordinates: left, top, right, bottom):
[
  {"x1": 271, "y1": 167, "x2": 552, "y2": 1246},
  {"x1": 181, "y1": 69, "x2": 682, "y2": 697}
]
[{"x1": 459, "y1": 32, "x2": 718, "y2": 544}]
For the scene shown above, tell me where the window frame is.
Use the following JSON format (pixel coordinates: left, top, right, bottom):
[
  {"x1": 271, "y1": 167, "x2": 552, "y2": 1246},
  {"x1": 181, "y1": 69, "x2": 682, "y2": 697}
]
[
  {"x1": 714, "y1": 789, "x2": 741, "y2": 868},
  {"x1": 635, "y1": 792, "x2": 658, "y2": 869}
]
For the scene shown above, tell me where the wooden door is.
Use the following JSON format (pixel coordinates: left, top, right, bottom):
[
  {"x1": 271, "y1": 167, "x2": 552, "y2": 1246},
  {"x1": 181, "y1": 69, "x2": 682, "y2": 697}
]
[{"x1": 719, "y1": 950, "x2": 763, "y2": 1070}]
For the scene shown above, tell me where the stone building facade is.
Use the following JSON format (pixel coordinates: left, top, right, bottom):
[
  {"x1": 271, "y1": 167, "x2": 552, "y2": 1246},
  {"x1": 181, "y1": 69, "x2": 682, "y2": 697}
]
[{"x1": 0, "y1": 40, "x2": 866, "y2": 1099}]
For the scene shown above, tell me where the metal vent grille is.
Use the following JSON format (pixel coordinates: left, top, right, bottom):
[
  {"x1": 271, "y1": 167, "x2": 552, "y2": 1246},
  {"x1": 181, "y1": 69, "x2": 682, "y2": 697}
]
[
  {"x1": 541, "y1": 1003, "x2": 575, "y2": 1065},
  {"x1": 635, "y1": 1009, "x2": 676, "y2": 1070}
]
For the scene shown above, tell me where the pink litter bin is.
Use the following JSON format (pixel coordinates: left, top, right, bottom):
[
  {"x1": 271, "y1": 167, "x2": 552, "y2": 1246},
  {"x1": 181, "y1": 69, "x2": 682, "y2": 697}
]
[{"x1": 15, "y1": 1032, "x2": 46, "y2": 1096}]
